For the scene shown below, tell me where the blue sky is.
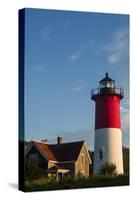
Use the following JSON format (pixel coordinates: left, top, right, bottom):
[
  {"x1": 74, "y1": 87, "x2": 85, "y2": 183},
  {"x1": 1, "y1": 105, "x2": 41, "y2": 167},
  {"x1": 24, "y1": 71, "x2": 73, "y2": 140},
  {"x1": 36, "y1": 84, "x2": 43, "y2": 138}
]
[{"x1": 24, "y1": 8, "x2": 129, "y2": 150}]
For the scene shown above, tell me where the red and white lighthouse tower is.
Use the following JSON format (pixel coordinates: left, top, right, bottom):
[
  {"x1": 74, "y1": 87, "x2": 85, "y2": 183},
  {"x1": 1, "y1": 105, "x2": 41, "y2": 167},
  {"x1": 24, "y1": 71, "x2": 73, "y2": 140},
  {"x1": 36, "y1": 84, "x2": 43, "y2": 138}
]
[{"x1": 91, "y1": 73, "x2": 124, "y2": 174}]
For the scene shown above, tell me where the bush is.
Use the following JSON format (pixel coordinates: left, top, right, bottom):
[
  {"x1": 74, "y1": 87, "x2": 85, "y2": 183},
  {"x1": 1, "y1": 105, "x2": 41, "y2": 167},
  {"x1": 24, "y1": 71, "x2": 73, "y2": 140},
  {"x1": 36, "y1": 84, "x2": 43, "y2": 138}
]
[
  {"x1": 25, "y1": 175, "x2": 129, "y2": 192},
  {"x1": 25, "y1": 160, "x2": 47, "y2": 182},
  {"x1": 99, "y1": 162, "x2": 117, "y2": 175}
]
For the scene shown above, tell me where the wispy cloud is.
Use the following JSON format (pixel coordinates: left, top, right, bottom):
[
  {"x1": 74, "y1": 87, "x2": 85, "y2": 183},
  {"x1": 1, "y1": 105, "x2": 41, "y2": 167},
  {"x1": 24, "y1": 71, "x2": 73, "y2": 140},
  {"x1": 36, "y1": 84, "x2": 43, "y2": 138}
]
[
  {"x1": 121, "y1": 111, "x2": 129, "y2": 133},
  {"x1": 63, "y1": 20, "x2": 71, "y2": 27},
  {"x1": 108, "y1": 52, "x2": 122, "y2": 64},
  {"x1": 104, "y1": 28, "x2": 129, "y2": 64},
  {"x1": 40, "y1": 27, "x2": 53, "y2": 41},
  {"x1": 121, "y1": 100, "x2": 129, "y2": 138},
  {"x1": 120, "y1": 105, "x2": 128, "y2": 113},
  {"x1": 70, "y1": 86, "x2": 84, "y2": 92},
  {"x1": 32, "y1": 66, "x2": 45, "y2": 72},
  {"x1": 69, "y1": 52, "x2": 80, "y2": 61},
  {"x1": 69, "y1": 40, "x2": 96, "y2": 61}
]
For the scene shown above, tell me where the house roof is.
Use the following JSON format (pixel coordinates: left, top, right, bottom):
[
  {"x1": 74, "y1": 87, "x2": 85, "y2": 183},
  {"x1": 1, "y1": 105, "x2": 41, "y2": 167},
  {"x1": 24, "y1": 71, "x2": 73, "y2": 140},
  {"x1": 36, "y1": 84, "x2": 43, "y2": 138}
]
[
  {"x1": 33, "y1": 141, "x2": 56, "y2": 161},
  {"x1": 26, "y1": 140, "x2": 90, "y2": 163}
]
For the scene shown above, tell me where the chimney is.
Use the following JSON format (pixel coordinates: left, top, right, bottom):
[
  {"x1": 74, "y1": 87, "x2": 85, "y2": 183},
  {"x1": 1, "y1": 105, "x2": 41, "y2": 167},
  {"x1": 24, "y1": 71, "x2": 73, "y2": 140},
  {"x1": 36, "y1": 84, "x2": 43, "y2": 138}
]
[{"x1": 57, "y1": 137, "x2": 63, "y2": 144}]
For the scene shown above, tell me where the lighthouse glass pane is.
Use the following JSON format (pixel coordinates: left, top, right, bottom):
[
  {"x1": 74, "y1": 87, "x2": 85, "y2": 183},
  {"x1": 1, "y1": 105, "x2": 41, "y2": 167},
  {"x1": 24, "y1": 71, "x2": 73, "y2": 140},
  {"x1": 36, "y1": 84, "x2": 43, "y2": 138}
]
[
  {"x1": 100, "y1": 82, "x2": 106, "y2": 88},
  {"x1": 110, "y1": 82, "x2": 114, "y2": 88},
  {"x1": 106, "y1": 83, "x2": 110, "y2": 88},
  {"x1": 106, "y1": 82, "x2": 115, "y2": 88}
]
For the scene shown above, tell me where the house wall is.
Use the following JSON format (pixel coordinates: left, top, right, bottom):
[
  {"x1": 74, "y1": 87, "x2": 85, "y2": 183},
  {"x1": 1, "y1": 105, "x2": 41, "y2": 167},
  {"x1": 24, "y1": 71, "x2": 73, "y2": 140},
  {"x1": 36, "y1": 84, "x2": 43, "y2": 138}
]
[
  {"x1": 75, "y1": 144, "x2": 90, "y2": 176},
  {"x1": 58, "y1": 162, "x2": 75, "y2": 176},
  {"x1": 48, "y1": 162, "x2": 55, "y2": 169}
]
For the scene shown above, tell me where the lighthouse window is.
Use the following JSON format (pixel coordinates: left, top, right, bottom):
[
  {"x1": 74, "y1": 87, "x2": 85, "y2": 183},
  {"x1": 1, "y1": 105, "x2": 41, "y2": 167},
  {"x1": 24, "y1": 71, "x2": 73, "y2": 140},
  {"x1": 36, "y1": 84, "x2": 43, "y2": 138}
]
[
  {"x1": 98, "y1": 149, "x2": 103, "y2": 160},
  {"x1": 100, "y1": 82, "x2": 114, "y2": 89},
  {"x1": 106, "y1": 82, "x2": 111, "y2": 88},
  {"x1": 100, "y1": 82, "x2": 106, "y2": 88}
]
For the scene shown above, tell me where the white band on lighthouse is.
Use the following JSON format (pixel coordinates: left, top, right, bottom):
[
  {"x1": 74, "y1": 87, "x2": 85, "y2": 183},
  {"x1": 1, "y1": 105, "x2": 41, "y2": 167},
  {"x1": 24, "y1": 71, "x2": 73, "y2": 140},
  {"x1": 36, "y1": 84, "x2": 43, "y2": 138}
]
[{"x1": 94, "y1": 128, "x2": 123, "y2": 174}]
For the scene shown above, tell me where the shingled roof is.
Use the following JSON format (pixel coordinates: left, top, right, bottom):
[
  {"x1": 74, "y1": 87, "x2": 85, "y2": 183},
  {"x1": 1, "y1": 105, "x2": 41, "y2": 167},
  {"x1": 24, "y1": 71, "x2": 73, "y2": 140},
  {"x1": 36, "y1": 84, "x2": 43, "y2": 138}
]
[{"x1": 26, "y1": 140, "x2": 86, "y2": 162}]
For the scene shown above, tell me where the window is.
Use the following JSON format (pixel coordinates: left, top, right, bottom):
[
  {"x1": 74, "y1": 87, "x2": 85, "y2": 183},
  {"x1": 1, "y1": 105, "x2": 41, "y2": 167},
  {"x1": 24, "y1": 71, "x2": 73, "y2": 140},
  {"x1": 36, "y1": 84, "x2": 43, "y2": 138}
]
[
  {"x1": 110, "y1": 82, "x2": 114, "y2": 88},
  {"x1": 100, "y1": 81, "x2": 114, "y2": 89},
  {"x1": 100, "y1": 82, "x2": 106, "y2": 88},
  {"x1": 81, "y1": 154, "x2": 84, "y2": 165},
  {"x1": 106, "y1": 82, "x2": 111, "y2": 88},
  {"x1": 98, "y1": 149, "x2": 103, "y2": 160}
]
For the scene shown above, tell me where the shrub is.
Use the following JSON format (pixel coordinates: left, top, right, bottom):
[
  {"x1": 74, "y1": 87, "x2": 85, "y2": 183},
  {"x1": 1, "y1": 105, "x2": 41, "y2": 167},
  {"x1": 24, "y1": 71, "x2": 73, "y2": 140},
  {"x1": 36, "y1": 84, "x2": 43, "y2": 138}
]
[
  {"x1": 99, "y1": 162, "x2": 117, "y2": 176},
  {"x1": 24, "y1": 160, "x2": 47, "y2": 182},
  {"x1": 25, "y1": 175, "x2": 129, "y2": 192}
]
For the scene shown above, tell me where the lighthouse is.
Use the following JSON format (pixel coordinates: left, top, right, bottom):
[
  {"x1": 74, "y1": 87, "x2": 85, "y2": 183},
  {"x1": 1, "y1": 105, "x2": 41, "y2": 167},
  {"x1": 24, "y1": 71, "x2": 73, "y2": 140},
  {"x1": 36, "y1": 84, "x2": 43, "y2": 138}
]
[{"x1": 91, "y1": 73, "x2": 124, "y2": 174}]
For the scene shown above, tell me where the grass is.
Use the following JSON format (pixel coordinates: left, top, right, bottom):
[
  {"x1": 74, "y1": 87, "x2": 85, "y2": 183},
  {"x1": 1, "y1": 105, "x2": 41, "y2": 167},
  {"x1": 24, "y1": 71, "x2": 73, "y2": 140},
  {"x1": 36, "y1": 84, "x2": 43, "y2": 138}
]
[{"x1": 24, "y1": 175, "x2": 129, "y2": 192}]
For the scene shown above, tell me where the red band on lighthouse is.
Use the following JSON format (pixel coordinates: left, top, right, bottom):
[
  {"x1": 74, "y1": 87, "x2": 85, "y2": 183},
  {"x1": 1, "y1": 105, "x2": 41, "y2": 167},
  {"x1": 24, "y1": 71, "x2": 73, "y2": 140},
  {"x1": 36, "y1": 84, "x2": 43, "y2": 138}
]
[{"x1": 95, "y1": 95, "x2": 121, "y2": 129}]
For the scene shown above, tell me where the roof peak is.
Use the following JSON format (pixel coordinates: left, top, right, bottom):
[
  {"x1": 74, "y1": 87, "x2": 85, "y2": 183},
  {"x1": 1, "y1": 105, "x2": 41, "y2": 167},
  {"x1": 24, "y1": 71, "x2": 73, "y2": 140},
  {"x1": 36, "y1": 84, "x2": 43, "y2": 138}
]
[
  {"x1": 99, "y1": 72, "x2": 115, "y2": 83},
  {"x1": 32, "y1": 139, "x2": 85, "y2": 146},
  {"x1": 29, "y1": 139, "x2": 87, "y2": 162},
  {"x1": 32, "y1": 140, "x2": 50, "y2": 145},
  {"x1": 105, "y1": 72, "x2": 109, "y2": 77}
]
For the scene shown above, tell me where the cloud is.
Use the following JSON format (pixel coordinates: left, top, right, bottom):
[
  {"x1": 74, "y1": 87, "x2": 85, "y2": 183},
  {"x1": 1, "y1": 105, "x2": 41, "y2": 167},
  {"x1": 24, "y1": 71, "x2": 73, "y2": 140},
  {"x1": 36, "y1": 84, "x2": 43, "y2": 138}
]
[
  {"x1": 97, "y1": 28, "x2": 129, "y2": 65},
  {"x1": 40, "y1": 27, "x2": 53, "y2": 41},
  {"x1": 121, "y1": 103, "x2": 129, "y2": 135},
  {"x1": 108, "y1": 52, "x2": 123, "y2": 64},
  {"x1": 32, "y1": 66, "x2": 45, "y2": 72},
  {"x1": 121, "y1": 109, "x2": 129, "y2": 145},
  {"x1": 106, "y1": 28, "x2": 129, "y2": 64},
  {"x1": 70, "y1": 86, "x2": 84, "y2": 92},
  {"x1": 69, "y1": 52, "x2": 80, "y2": 61},
  {"x1": 120, "y1": 105, "x2": 128, "y2": 113},
  {"x1": 63, "y1": 20, "x2": 71, "y2": 27},
  {"x1": 69, "y1": 40, "x2": 97, "y2": 61}
]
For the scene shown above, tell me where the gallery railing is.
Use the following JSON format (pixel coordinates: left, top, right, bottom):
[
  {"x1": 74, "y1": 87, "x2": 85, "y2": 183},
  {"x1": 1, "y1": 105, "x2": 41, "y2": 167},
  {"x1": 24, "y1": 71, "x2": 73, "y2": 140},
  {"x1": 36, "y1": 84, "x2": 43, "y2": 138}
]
[{"x1": 91, "y1": 87, "x2": 124, "y2": 99}]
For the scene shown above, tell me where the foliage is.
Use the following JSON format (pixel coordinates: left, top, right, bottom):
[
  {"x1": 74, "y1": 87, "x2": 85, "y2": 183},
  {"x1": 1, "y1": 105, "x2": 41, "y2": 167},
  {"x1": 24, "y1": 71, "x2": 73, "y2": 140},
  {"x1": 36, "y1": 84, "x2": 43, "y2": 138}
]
[
  {"x1": 89, "y1": 150, "x2": 94, "y2": 175},
  {"x1": 123, "y1": 147, "x2": 129, "y2": 175},
  {"x1": 25, "y1": 175, "x2": 129, "y2": 192},
  {"x1": 89, "y1": 147, "x2": 129, "y2": 175},
  {"x1": 99, "y1": 162, "x2": 117, "y2": 175},
  {"x1": 25, "y1": 160, "x2": 47, "y2": 182}
]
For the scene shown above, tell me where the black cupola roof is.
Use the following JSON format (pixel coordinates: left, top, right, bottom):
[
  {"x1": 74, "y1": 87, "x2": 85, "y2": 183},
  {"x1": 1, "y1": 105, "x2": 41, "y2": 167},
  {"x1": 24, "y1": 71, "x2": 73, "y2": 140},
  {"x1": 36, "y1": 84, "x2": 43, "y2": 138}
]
[{"x1": 99, "y1": 72, "x2": 115, "y2": 83}]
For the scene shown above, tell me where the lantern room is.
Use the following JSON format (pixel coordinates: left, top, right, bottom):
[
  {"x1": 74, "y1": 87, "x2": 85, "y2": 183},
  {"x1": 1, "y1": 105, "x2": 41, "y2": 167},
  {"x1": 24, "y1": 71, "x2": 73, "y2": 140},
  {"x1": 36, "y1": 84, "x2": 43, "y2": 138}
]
[{"x1": 91, "y1": 73, "x2": 124, "y2": 99}]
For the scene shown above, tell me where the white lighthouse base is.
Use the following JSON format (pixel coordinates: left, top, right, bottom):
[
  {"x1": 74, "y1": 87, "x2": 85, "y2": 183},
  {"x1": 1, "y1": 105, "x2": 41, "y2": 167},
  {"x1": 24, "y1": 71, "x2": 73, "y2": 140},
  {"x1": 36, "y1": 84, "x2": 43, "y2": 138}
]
[{"x1": 94, "y1": 128, "x2": 123, "y2": 174}]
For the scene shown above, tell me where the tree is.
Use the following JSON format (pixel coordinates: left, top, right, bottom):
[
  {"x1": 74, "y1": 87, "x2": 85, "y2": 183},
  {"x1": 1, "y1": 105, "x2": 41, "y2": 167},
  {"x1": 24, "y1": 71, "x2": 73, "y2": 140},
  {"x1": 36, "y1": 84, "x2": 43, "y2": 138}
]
[
  {"x1": 25, "y1": 160, "x2": 46, "y2": 181},
  {"x1": 99, "y1": 162, "x2": 117, "y2": 176},
  {"x1": 123, "y1": 147, "x2": 129, "y2": 175}
]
